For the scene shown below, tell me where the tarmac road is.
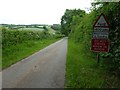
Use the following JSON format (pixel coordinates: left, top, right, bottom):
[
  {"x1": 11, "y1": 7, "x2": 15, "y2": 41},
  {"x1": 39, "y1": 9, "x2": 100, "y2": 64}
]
[{"x1": 2, "y1": 37, "x2": 68, "y2": 88}]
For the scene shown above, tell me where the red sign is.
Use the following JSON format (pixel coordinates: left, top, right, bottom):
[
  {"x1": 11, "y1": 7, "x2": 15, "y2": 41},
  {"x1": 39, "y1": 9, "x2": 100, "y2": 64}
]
[{"x1": 91, "y1": 39, "x2": 109, "y2": 52}]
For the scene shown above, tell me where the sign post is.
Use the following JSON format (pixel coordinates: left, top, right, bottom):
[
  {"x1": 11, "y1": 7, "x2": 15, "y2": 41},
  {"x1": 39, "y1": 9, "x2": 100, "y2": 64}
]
[{"x1": 91, "y1": 13, "x2": 110, "y2": 64}]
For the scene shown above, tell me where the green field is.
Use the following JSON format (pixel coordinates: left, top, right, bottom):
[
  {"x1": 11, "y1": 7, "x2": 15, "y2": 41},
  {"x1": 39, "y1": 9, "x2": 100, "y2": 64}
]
[
  {"x1": 18, "y1": 28, "x2": 45, "y2": 31},
  {"x1": 18, "y1": 27, "x2": 56, "y2": 34},
  {"x1": 65, "y1": 39, "x2": 120, "y2": 88}
]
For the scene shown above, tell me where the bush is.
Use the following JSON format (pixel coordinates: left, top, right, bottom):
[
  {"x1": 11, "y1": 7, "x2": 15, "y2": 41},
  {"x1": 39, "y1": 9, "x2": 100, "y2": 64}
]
[{"x1": 2, "y1": 28, "x2": 51, "y2": 49}]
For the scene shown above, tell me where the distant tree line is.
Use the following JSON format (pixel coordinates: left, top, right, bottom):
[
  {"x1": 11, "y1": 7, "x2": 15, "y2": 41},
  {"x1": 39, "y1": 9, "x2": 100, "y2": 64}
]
[{"x1": 51, "y1": 24, "x2": 61, "y2": 31}]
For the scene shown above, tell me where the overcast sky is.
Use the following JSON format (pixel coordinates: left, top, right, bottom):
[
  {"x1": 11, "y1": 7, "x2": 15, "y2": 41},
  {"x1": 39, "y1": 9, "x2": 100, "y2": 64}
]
[{"x1": 0, "y1": 0, "x2": 92, "y2": 25}]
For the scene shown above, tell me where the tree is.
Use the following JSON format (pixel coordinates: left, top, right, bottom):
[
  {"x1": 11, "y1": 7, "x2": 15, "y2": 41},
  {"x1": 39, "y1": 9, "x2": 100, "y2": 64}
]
[
  {"x1": 61, "y1": 9, "x2": 85, "y2": 36},
  {"x1": 43, "y1": 26, "x2": 48, "y2": 31},
  {"x1": 51, "y1": 24, "x2": 61, "y2": 31}
]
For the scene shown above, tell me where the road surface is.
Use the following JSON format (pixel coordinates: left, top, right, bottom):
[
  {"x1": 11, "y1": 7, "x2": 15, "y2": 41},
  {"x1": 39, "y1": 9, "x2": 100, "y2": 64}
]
[{"x1": 2, "y1": 37, "x2": 68, "y2": 88}]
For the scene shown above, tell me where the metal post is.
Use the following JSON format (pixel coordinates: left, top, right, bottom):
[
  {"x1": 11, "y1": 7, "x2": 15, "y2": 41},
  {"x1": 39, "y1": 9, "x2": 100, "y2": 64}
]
[{"x1": 97, "y1": 53, "x2": 100, "y2": 64}]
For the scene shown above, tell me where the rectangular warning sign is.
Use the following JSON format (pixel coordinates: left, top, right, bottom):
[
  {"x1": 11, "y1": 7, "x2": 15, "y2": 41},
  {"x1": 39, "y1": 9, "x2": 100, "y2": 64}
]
[{"x1": 91, "y1": 39, "x2": 109, "y2": 52}]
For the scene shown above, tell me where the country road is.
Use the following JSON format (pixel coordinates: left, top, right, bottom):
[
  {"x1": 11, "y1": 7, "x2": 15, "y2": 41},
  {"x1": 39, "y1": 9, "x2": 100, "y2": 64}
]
[{"x1": 2, "y1": 37, "x2": 68, "y2": 88}]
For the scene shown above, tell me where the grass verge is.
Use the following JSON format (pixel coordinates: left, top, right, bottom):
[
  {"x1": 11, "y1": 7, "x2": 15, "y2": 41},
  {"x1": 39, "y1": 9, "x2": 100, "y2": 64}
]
[
  {"x1": 65, "y1": 39, "x2": 120, "y2": 88},
  {"x1": 2, "y1": 38, "x2": 60, "y2": 70}
]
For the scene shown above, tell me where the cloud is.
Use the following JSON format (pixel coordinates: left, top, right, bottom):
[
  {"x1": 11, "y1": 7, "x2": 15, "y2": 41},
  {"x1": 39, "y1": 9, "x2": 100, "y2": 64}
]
[{"x1": 0, "y1": 0, "x2": 92, "y2": 24}]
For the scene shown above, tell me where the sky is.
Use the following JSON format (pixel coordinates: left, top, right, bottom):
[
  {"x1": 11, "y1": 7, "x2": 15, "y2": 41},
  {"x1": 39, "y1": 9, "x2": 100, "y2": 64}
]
[{"x1": 0, "y1": 0, "x2": 92, "y2": 25}]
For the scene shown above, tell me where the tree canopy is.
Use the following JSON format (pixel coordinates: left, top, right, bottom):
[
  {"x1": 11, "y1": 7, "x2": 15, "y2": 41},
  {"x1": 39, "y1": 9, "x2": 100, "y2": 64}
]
[{"x1": 61, "y1": 9, "x2": 85, "y2": 36}]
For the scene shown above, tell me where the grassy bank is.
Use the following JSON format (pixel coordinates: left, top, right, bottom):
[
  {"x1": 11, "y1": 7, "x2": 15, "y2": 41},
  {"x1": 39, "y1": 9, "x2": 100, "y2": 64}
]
[
  {"x1": 65, "y1": 39, "x2": 120, "y2": 88},
  {"x1": 2, "y1": 38, "x2": 60, "y2": 70}
]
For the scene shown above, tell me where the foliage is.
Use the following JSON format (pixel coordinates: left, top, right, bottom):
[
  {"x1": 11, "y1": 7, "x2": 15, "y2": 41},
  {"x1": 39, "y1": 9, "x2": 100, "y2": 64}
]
[
  {"x1": 53, "y1": 33, "x2": 65, "y2": 39},
  {"x1": 2, "y1": 39, "x2": 59, "y2": 69},
  {"x1": 43, "y1": 26, "x2": 48, "y2": 31},
  {"x1": 61, "y1": 9, "x2": 85, "y2": 36},
  {"x1": 2, "y1": 28, "x2": 62, "y2": 69},
  {"x1": 51, "y1": 24, "x2": 61, "y2": 31},
  {"x1": 95, "y1": 3, "x2": 118, "y2": 71},
  {"x1": 66, "y1": 39, "x2": 120, "y2": 88},
  {"x1": 92, "y1": 2, "x2": 120, "y2": 75},
  {"x1": 2, "y1": 28, "x2": 51, "y2": 49},
  {"x1": 61, "y1": 2, "x2": 120, "y2": 80}
]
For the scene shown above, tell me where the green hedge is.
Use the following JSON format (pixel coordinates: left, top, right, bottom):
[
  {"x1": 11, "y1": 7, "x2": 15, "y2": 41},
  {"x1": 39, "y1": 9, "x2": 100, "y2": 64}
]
[{"x1": 2, "y1": 28, "x2": 51, "y2": 49}]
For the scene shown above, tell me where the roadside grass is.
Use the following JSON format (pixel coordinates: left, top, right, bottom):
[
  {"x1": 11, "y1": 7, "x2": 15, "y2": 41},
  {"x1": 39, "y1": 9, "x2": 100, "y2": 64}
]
[
  {"x1": 65, "y1": 39, "x2": 120, "y2": 88},
  {"x1": 2, "y1": 38, "x2": 60, "y2": 70}
]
